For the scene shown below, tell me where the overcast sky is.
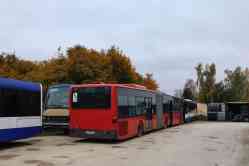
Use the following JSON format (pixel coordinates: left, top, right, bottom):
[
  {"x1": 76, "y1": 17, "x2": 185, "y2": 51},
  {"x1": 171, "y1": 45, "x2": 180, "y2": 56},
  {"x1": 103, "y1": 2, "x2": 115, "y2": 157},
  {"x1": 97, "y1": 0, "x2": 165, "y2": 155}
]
[{"x1": 1, "y1": 0, "x2": 249, "y2": 94}]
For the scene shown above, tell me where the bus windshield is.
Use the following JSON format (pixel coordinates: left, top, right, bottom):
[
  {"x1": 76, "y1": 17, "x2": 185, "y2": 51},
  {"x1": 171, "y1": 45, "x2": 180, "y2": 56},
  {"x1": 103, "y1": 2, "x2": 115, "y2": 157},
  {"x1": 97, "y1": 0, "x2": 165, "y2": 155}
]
[
  {"x1": 46, "y1": 86, "x2": 70, "y2": 108},
  {"x1": 72, "y1": 87, "x2": 111, "y2": 109}
]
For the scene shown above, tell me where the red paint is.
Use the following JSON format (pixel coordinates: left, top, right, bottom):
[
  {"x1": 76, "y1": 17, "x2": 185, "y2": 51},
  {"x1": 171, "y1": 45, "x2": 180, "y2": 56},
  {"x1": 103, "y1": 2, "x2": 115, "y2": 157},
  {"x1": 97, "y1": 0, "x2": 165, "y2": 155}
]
[{"x1": 171, "y1": 112, "x2": 183, "y2": 126}]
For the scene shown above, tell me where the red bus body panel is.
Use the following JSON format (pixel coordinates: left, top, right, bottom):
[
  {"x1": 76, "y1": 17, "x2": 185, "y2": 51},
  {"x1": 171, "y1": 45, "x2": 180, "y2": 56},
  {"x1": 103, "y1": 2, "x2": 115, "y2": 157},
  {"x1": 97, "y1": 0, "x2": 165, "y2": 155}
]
[
  {"x1": 69, "y1": 85, "x2": 117, "y2": 139},
  {"x1": 117, "y1": 117, "x2": 141, "y2": 140},
  {"x1": 172, "y1": 112, "x2": 183, "y2": 126},
  {"x1": 163, "y1": 112, "x2": 169, "y2": 128},
  {"x1": 70, "y1": 108, "x2": 115, "y2": 131}
]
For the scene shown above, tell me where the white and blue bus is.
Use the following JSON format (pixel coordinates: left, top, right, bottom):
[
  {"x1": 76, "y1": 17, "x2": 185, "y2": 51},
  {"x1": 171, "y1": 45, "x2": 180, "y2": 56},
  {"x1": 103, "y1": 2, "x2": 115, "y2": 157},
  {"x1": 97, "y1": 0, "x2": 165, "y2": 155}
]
[{"x1": 0, "y1": 78, "x2": 42, "y2": 142}]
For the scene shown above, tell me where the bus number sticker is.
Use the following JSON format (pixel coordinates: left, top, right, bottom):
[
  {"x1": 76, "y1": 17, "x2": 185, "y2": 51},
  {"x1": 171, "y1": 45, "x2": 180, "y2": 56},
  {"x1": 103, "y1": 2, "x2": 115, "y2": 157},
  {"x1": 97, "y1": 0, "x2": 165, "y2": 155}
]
[{"x1": 73, "y1": 92, "x2": 78, "y2": 103}]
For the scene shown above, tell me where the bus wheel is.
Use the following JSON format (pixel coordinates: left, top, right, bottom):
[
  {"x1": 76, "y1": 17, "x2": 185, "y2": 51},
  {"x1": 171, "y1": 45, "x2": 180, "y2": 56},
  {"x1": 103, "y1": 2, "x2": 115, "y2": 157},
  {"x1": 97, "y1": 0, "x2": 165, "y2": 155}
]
[{"x1": 137, "y1": 125, "x2": 144, "y2": 137}]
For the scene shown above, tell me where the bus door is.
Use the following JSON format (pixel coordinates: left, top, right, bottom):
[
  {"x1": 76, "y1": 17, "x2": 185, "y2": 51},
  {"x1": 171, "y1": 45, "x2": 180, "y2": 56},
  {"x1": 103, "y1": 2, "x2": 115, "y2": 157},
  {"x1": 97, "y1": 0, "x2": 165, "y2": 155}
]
[
  {"x1": 145, "y1": 97, "x2": 153, "y2": 131},
  {"x1": 156, "y1": 94, "x2": 164, "y2": 129}
]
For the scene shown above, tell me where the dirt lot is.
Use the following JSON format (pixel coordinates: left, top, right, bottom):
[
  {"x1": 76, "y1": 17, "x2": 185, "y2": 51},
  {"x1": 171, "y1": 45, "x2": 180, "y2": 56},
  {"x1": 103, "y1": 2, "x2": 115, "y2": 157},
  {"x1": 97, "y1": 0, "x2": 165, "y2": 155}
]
[{"x1": 0, "y1": 122, "x2": 249, "y2": 166}]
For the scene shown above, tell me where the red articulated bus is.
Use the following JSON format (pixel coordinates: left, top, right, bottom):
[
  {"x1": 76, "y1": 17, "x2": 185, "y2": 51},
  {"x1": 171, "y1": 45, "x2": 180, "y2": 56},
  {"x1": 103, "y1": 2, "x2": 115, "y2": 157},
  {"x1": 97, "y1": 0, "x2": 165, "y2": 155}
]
[{"x1": 69, "y1": 84, "x2": 168, "y2": 140}]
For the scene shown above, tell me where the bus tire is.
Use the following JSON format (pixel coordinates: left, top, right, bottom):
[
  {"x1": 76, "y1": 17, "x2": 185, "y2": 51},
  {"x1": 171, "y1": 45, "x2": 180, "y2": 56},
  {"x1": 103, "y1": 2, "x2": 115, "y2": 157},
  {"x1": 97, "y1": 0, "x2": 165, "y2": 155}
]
[{"x1": 137, "y1": 125, "x2": 144, "y2": 137}]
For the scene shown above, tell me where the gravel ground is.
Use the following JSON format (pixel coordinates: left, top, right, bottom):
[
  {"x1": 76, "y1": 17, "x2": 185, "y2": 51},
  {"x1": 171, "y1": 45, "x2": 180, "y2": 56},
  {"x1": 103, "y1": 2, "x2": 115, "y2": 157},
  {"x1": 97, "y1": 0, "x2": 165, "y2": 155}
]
[{"x1": 0, "y1": 121, "x2": 248, "y2": 166}]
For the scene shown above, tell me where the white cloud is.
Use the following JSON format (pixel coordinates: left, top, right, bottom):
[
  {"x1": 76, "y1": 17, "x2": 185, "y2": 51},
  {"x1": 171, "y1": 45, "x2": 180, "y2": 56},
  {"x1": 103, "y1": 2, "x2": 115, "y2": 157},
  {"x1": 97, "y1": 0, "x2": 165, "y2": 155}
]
[{"x1": 0, "y1": 0, "x2": 249, "y2": 93}]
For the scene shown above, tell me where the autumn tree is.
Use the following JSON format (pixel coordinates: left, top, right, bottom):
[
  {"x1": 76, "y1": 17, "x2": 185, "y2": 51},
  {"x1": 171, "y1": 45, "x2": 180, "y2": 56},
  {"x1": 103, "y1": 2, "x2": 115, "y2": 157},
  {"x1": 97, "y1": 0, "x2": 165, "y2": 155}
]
[
  {"x1": 142, "y1": 73, "x2": 158, "y2": 90},
  {"x1": 0, "y1": 53, "x2": 37, "y2": 81},
  {"x1": 0, "y1": 45, "x2": 159, "y2": 90},
  {"x1": 66, "y1": 45, "x2": 112, "y2": 83},
  {"x1": 106, "y1": 46, "x2": 137, "y2": 83}
]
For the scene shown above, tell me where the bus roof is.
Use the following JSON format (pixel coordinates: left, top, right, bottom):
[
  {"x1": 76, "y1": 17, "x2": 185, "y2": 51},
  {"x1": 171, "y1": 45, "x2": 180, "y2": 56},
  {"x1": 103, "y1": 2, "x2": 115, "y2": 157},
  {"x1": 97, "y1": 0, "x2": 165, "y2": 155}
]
[
  {"x1": 0, "y1": 77, "x2": 40, "y2": 92},
  {"x1": 71, "y1": 83, "x2": 156, "y2": 93}
]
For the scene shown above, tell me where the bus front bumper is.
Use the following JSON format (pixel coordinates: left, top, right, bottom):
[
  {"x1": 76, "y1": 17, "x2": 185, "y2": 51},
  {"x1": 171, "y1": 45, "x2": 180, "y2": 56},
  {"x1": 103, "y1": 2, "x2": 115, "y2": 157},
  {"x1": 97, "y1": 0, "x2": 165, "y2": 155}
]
[
  {"x1": 70, "y1": 129, "x2": 117, "y2": 140},
  {"x1": 43, "y1": 122, "x2": 69, "y2": 129}
]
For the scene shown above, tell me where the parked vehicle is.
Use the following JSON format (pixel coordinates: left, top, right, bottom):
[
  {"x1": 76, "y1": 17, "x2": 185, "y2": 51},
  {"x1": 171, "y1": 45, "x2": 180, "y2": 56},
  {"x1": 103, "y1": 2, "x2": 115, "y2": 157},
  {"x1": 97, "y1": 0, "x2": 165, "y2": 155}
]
[
  {"x1": 207, "y1": 103, "x2": 226, "y2": 121},
  {"x1": 69, "y1": 84, "x2": 184, "y2": 140},
  {"x1": 227, "y1": 102, "x2": 249, "y2": 122},
  {"x1": 0, "y1": 78, "x2": 42, "y2": 142},
  {"x1": 43, "y1": 84, "x2": 71, "y2": 131},
  {"x1": 183, "y1": 99, "x2": 197, "y2": 123},
  {"x1": 197, "y1": 103, "x2": 208, "y2": 120}
]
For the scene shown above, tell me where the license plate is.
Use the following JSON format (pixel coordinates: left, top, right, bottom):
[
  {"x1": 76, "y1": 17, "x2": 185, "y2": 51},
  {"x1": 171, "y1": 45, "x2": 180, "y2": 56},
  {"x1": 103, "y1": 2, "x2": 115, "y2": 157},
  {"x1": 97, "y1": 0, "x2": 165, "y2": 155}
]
[{"x1": 85, "y1": 131, "x2": 95, "y2": 135}]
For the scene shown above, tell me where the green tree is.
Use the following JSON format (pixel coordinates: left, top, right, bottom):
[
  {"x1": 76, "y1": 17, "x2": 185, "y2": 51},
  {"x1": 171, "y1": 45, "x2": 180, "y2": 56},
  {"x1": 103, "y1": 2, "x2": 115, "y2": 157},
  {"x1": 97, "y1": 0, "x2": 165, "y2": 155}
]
[
  {"x1": 182, "y1": 79, "x2": 196, "y2": 100},
  {"x1": 223, "y1": 67, "x2": 249, "y2": 102},
  {"x1": 213, "y1": 81, "x2": 226, "y2": 102},
  {"x1": 195, "y1": 63, "x2": 216, "y2": 103},
  {"x1": 195, "y1": 63, "x2": 203, "y2": 91}
]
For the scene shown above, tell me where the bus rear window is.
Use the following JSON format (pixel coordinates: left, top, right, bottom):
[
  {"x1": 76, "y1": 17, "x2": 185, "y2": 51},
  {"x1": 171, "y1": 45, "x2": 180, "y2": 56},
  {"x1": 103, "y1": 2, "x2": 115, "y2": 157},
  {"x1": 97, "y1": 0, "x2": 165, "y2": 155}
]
[{"x1": 72, "y1": 87, "x2": 111, "y2": 109}]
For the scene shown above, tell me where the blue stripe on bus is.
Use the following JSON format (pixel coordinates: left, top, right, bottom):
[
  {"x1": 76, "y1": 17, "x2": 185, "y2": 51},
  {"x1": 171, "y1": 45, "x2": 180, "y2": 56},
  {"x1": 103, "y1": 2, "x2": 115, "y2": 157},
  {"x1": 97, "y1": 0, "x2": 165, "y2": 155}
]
[
  {"x1": 0, "y1": 127, "x2": 42, "y2": 142},
  {"x1": 0, "y1": 77, "x2": 40, "y2": 92}
]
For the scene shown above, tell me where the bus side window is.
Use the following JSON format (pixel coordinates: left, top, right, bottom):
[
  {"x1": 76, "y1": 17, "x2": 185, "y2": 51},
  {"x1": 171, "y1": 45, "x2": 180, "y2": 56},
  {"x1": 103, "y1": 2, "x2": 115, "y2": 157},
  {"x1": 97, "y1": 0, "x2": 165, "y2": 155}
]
[
  {"x1": 5, "y1": 89, "x2": 19, "y2": 117},
  {"x1": 0, "y1": 88, "x2": 3, "y2": 116},
  {"x1": 143, "y1": 97, "x2": 147, "y2": 113},
  {"x1": 118, "y1": 95, "x2": 129, "y2": 118},
  {"x1": 128, "y1": 96, "x2": 136, "y2": 117},
  {"x1": 144, "y1": 97, "x2": 153, "y2": 114},
  {"x1": 169, "y1": 101, "x2": 173, "y2": 112},
  {"x1": 149, "y1": 98, "x2": 155, "y2": 114},
  {"x1": 136, "y1": 97, "x2": 144, "y2": 116},
  {"x1": 219, "y1": 104, "x2": 222, "y2": 112},
  {"x1": 0, "y1": 89, "x2": 7, "y2": 117}
]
